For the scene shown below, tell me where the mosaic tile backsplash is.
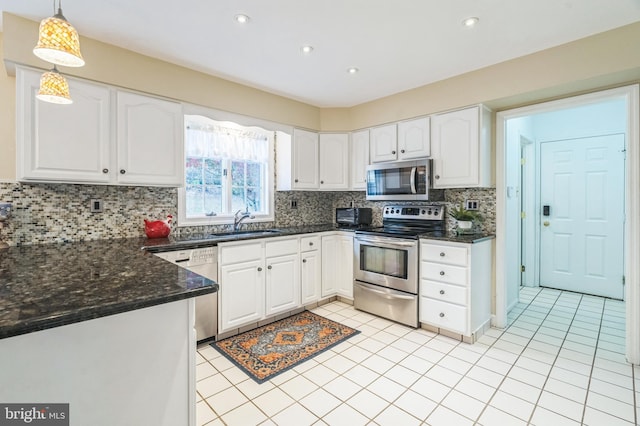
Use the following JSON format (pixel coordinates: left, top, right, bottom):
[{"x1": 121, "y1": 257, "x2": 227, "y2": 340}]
[{"x1": 0, "y1": 182, "x2": 496, "y2": 246}]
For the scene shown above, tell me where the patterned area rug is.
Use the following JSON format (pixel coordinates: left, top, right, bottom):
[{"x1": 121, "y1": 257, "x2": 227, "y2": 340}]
[{"x1": 212, "y1": 311, "x2": 360, "y2": 383}]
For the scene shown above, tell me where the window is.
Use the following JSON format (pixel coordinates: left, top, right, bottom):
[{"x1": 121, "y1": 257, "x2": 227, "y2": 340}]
[{"x1": 179, "y1": 115, "x2": 274, "y2": 226}]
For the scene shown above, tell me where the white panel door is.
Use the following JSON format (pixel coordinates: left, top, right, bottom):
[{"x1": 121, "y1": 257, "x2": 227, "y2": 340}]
[
  {"x1": 540, "y1": 134, "x2": 625, "y2": 299},
  {"x1": 370, "y1": 124, "x2": 398, "y2": 163},
  {"x1": 219, "y1": 260, "x2": 264, "y2": 332},
  {"x1": 350, "y1": 130, "x2": 370, "y2": 190},
  {"x1": 265, "y1": 254, "x2": 300, "y2": 316},
  {"x1": 292, "y1": 129, "x2": 319, "y2": 189},
  {"x1": 398, "y1": 117, "x2": 430, "y2": 160},
  {"x1": 301, "y1": 250, "x2": 321, "y2": 305}
]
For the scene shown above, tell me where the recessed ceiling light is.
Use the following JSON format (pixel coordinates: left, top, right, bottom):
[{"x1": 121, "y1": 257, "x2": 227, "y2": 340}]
[
  {"x1": 462, "y1": 17, "x2": 479, "y2": 27},
  {"x1": 347, "y1": 67, "x2": 359, "y2": 74},
  {"x1": 234, "y1": 14, "x2": 250, "y2": 24},
  {"x1": 301, "y1": 45, "x2": 314, "y2": 54}
]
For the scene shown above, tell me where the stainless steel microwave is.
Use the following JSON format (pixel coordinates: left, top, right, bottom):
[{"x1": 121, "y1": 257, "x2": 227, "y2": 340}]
[{"x1": 366, "y1": 159, "x2": 432, "y2": 201}]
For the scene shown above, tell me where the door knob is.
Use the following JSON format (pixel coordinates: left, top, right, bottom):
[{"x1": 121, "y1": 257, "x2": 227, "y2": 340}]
[{"x1": 543, "y1": 221, "x2": 550, "y2": 227}]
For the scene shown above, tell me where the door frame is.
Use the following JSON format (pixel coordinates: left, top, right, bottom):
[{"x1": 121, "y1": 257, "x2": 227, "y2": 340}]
[{"x1": 495, "y1": 85, "x2": 640, "y2": 364}]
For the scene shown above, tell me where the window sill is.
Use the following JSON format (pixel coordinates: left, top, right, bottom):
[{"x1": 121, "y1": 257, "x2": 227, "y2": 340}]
[{"x1": 176, "y1": 214, "x2": 274, "y2": 228}]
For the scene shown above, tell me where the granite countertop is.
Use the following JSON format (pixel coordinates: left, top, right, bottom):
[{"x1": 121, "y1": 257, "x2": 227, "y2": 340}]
[
  {"x1": 142, "y1": 223, "x2": 351, "y2": 252},
  {"x1": 0, "y1": 238, "x2": 217, "y2": 340},
  {"x1": 419, "y1": 232, "x2": 496, "y2": 244}
]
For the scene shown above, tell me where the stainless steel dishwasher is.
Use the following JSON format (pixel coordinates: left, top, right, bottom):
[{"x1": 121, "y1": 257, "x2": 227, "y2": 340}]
[{"x1": 154, "y1": 247, "x2": 218, "y2": 342}]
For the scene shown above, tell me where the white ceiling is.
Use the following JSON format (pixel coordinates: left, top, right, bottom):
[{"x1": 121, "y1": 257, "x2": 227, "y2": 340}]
[{"x1": 1, "y1": 1, "x2": 640, "y2": 107}]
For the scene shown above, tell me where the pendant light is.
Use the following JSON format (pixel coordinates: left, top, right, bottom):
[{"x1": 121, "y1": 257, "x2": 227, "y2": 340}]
[
  {"x1": 33, "y1": 0, "x2": 85, "y2": 67},
  {"x1": 36, "y1": 66, "x2": 73, "y2": 104}
]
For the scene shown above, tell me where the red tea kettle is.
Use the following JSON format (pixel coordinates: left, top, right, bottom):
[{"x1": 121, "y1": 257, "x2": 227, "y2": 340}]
[{"x1": 144, "y1": 215, "x2": 173, "y2": 239}]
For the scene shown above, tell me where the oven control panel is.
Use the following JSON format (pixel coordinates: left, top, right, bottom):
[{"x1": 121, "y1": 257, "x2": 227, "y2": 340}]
[{"x1": 383, "y1": 205, "x2": 445, "y2": 220}]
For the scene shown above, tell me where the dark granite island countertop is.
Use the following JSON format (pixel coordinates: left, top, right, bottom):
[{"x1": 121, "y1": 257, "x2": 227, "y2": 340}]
[{"x1": 0, "y1": 237, "x2": 217, "y2": 340}]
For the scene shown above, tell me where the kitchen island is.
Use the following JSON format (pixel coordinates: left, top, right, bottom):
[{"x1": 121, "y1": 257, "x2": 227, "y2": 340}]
[{"x1": 0, "y1": 238, "x2": 217, "y2": 426}]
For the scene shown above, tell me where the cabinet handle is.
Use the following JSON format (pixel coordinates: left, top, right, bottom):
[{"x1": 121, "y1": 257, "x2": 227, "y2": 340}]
[
  {"x1": 302, "y1": 259, "x2": 307, "y2": 263},
  {"x1": 257, "y1": 267, "x2": 262, "y2": 272},
  {"x1": 439, "y1": 271, "x2": 445, "y2": 276},
  {"x1": 267, "y1": 265, "x2": 272, "y2": 270},
  {"x1": 391, "y1": 150, "x2": 396, "y2": 155},
  {"x1": 439, "y1": 252, "x2": 445, "y2": 257},
  {"x1": 439, "y1": 289, "x2": 445, "y2": 295},
  {"x1": 321, "y1": 180, "x2": 324, "y2": 184},
  {"x1": 309, "y1": 242, "x2": 314, "y2": 246},
  {"x1": 439, "y1": 312, "x2": 445, "y2": 318},
  {"x1": 295, "y1": 179, "x2": 299, "y2": 183},
  {"x1": 102, "y1": 168, "x2": 109, "y2": 174},
  {"x1": 435, "y1": 175, "x2": 440, "y2": 180},
  {"x1": 401, "y1": 149, "x2": 405, "y2": 153},
  {"x1": 120, "y1": 169, "x2": 126, "y2": 174}
]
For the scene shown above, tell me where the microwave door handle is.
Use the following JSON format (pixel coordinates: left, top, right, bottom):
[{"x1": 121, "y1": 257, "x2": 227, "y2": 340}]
[{"x1": 410, "y1": 167, "x2": 417, "y2": 194}]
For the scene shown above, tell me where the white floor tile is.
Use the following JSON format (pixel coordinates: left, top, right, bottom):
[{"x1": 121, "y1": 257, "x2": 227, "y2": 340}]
[
  {"x1": 384, "y1": 364, "x2": 421, "y2": 387},
  {"x1": 441, "y1": 389, "x2": 485, "y2": 421},
  {"x1": 582, "y1": 406, "x2": 636, "y2": 426},
  {"x1": 410, "y1": 376, "x2": 451, "y2": 403},
  {"x1": 299, "y1": 388, "x2": 341, "y2": 418},
  {"x1": 342, "y1": 364, "x2": 380, "y2": 387},
  {"x1": 322, "y1": 403, "x2": 369, "y2": 426},
  {"x1": 588, "y1": 378, "x2": 635, "y2": 405},
  {"x1": 427, "y1": 405, "x2": 475, "y2": 426},
  {"x1": 196, "y1": 362, "x2": 217, "y2": 381},
  {"x1": 498, "y1": 377, "x2": 541, "y2": 404},
  {"x1": 529, "y1": 407, "x2": 581, "y2": 426},
  {"x1": 366, "y1": 376, "x2": 407, "y2": 402},
  {"x1": 220, "y1": 402, "x2": 267, "y2": 426},
  {"x1": 399, "y1": 354, "x2": 434, "y2": 375},
  {"x1": 586, "y1": 392, "x2": 636, "y2": 423},
  {"x1": 537, "y1": 390, "x2": 584, "y2": 422},
  {"x1": 270, "y1": 403, "x2": 318, "y2": 426},
  {"x1": 455, "y1": 376, "x2": 496, "y2": 403},
  {"x1": 374, "y1": 404, "x2": 422, "y2": 426},
  {"x1": 322, "y1": 376, "x2": 362, "y2": 401},
  {"x1": 489, "y1": 390, "x2": 535, "y2": 421},
  {"x1": 393, "y1": 389, "x2": 437, "y2": 421},
  {"x1": 339, "y1": 345, "x2": 372, "y2": 363},
  {"x1": 543, "y1": 377, "x2": 587, "y2": 403},
  {"x1": 424, "y1": 364, "x2": 463, "y2": 387},
  {"x1": 507, "y1": 366, "x2": 547, "y2": 388},
  {"x1": 196, "y1": 401, "x2": 216, "y2": 426},
  {"x1": 346, "y1": 389, "x2": 389, "y2": 419},
  {"x1": 277, "y1": 375, "x2": 318, "y2": 400},
  {"x1": 477, "y1": 406, "x2": 528, "y2": 426},
  {"x1": 465, "y1": 365, "x2": 505, "y2": 388},
  {"x1": 235, "y1": 378, "x2": 275, "y2": 400},
  {"x1": 252, "y1": 387, "x2": 295, "y2": 417},
  {"x1": 360, "y1": 353, "x2": 395, "y2": 373},
  {"x1": 302, "y1": 363, "x2": 339, "y2": 387},
  {"x1": 321, "y1": 353, "x2": 356, "y2": 375},
  {"x1": 206, "y1": 386, "x2": 249, "y2": 416},
  {"x1": 197, "y1": 373, "x2": 233, "y2": 399}
]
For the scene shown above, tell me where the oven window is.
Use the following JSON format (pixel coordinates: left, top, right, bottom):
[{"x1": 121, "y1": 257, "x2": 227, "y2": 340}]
[{"x1": 360, "y1": 245, "x2": 408, "y2": 279}]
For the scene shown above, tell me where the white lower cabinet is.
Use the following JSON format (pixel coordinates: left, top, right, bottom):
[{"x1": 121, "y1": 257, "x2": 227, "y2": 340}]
[
  {"x1": 321, "y1": 233, "x2": 354, "y2": 299},
  {"x1": 419, "y1": 239, "x2": 493, "y2": 340},
  {"x1": 218, "y1": 236, "x2": 303, "y2": 333}
]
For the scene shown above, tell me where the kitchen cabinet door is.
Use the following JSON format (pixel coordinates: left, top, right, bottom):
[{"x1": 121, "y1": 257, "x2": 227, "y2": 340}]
[
  {"x1": 321, "y1": 236, "x2": 339, "y2": 297},
  {"x1": 319, "y1": 133, "x2": 349, "y2": 190},
  {"x1": 17, "y1": 67, "x2": 112, "y2": 183},
  {"x1": 336, "y1": 235, "x2": 355, "y2": 298},
  {"x1": 350, "y1": 130, "x2": 370, "y2": 190},
  {"x1": 116, "y1": 91, "x2": 183, "y2": 186},
  {"x1": 301, "y1": 250, "x2": 321, "y2": 305},
  {"x1": 398, "y1": 117, "x2": 430, "y2": 160},
  {"x1": 431, "y1": 105, "x2": 492, "y2": 188},
  {"x1": 370, "y1": 124, "x2": 398, "y2": 163},
  {"x1": 219, "y1": 259, "x2": 264, "y2": 332},
  {"x1": 265, "y1": 253, "x2": 300, "y2": 316},
  {"x1": 292, "y1": 129, "x2": 319, "y2": 189}
]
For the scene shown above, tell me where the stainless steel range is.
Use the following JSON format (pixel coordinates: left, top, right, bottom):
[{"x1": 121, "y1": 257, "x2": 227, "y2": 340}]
[{"x1": 354, "y1": 204, "x2": 445, "y2": 327}]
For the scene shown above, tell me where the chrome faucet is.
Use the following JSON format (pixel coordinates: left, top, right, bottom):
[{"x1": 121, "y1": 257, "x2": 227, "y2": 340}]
[{"x1": 233, "y1": 207, "x2": 255, "y2": 231}]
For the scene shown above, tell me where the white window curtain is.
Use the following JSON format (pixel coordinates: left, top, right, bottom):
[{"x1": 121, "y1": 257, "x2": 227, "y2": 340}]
[{"x1": 185, "y1": 123, "x2": 269, "y2": 162}]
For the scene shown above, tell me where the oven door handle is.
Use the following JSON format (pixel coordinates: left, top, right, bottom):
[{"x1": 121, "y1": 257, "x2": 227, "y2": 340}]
[
  {"x1": 357, "y1": 283, "x2": 416, "y2": 300},
  {"x1": 410, "y1": 166, "x2": 417, "y2": 194},
  {"x1": 356, "y1": 236, "x2": 417, "y2": 247}
]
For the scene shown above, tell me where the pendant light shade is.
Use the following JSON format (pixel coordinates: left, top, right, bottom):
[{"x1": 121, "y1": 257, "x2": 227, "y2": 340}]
[
  {"x1": 33, "y1": 5, "x2": 85, "y2": 67},
  {"x1": 36, "y1": 67, "x2": 73, "y2": 104}
]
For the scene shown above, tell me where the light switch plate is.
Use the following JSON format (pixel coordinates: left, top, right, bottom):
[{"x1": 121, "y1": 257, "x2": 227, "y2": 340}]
[
  {"x1": 90, "y1": 199, "x2": 103, "y2": 213},
  {"x1": 465, "y1": 200, "x2": 479, "y2": 210}
]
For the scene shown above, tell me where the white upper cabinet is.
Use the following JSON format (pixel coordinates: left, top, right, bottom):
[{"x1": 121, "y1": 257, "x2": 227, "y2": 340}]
[
  {"x1": 16, "y1": 67, "x2": 184, "y2": 186},
  {"x1": 398, "y1": 117, "x2": 430, "y2": 159},
  {"x1": 17, "y1": 67, "x2": 111, "y2": 183},
  {"x1": 431, "y1": 105, "x2": 492, "y2": 188},
  {"x1": 292, "y1": 129, "x2": 319, "y2": 189},
  {"x1": 370, "y1": 124, "x2": 398, "y2": 163},
  {"x1": 350, "y1": 129, "x2": 369, "y2": 190},
  {"x1": 116, "y1": 91, "x2": 183, "y2": 186},
  {"x1": 319, "y1": 133, "x2": 349, "y2": 190}
]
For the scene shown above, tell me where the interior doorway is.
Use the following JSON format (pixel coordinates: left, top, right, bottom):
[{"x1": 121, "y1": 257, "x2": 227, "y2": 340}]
[{"x1": 495, "y1": 85, "x2": 640, "y2": 364}]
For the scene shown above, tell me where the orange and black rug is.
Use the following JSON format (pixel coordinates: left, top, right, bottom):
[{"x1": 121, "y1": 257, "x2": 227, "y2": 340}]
[{"x1": 211, "y1": 310, "x2": 360, "y2": 383}]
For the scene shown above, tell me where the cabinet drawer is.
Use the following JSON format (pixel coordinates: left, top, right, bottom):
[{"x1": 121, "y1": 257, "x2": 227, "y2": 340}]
[
  {"x1": 300, "y1": 235, "x2": 320, "y2": 252},
  {"x1": 421, "y1": 243, "x2": 468, "y2": 266},
  {"x1": 220, "y1": 242, "x2": 263, "y2": 265},
  {"x1": 265, "y1": 238, "x2": 299, "y2": 258},
  {"x1": 421, "y1": 280, "x2": 467, "y2": 306},
  {"x1": 421, "y1": 261, "x2": 468, "y2": 286},
  {"x1": 420, "y1": 297, "x2": 468, "y2": 334}
]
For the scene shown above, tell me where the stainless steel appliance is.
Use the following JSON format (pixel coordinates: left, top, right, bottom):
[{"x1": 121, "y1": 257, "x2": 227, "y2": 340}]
[
  {"x1": 336, "y1": 207, "x2": 372, "y2": 227},
  {"x1": 366, "y1": 159, "x2": 433, "y2": 201},
  {"x1": 354, "y1": 205, "x2": 445, "y2": 327},
  {"x1": 153, "y1": 247, "x2": 218, "y2": 342}
]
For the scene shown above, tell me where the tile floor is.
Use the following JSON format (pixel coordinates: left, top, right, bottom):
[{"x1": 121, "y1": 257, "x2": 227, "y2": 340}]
[{"x1": 195, "y1": 287, "x2": 638, "y2": 425}]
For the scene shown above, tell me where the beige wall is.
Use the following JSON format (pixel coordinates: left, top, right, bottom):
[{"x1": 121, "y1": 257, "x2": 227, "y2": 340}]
[{"x1": 2, "y1": 13, "x2": 640, "y2": 181}]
